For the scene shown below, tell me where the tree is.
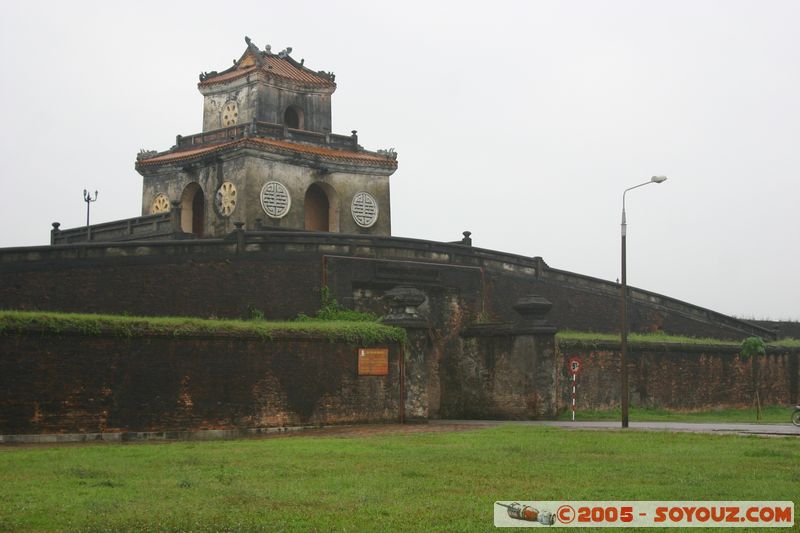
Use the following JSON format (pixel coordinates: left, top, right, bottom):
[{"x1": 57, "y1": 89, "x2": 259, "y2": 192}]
[{"x1": 740, "y1": 337, "x2": 766, "y2": 420}]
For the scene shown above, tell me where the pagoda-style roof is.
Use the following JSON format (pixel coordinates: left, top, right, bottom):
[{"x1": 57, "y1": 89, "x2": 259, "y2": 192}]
[
  {"x1": 135, "y1": 126, "x2": 397, "y2": 172},
  {"x1": 198, "y1": 37, "x2": 336, "y2": 90}
]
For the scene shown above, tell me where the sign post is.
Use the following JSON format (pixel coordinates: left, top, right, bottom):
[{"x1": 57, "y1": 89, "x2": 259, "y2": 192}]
[{"x1": 567, "y1": 356, "x2": 582, "y2": 421}]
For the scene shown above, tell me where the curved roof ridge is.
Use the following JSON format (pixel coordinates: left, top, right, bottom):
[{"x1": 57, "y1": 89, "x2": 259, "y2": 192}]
[{"x1": 198, "y1": 38, "x2": 335, "y2": 89}]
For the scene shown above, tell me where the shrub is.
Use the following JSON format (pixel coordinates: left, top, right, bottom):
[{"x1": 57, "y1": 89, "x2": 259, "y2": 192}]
[{"x1": 740, "y1": 336, "x2": 766, "y2": 358}]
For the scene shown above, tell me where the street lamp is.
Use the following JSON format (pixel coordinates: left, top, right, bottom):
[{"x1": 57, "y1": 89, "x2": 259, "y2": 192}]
[
  {"x1": 83, "y1": 189, "x2": 98, "y2": 243},
  {"x1": 84, "y1": 189, "x2": 98, "y2": 228},
  {"x1": 620, "y1": 175, "x2": 667, "y2": 428}
]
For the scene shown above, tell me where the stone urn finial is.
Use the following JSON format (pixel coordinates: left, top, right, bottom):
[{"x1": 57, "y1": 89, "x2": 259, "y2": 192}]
[
  {"x1": 381, "y1": 286, "x2": 427, "y2": 327},
  {"x1": 513, "y1": 295, "x2": 556, "y2": 333}
]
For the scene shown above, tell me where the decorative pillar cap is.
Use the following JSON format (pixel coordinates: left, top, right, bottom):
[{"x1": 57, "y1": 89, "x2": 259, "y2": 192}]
[
  {"x1": 512, "y1": 295, "x2": 557, "y2": 334},
  {"x1": 381, "y1": 286, "x2": 427, "y2": 327}
]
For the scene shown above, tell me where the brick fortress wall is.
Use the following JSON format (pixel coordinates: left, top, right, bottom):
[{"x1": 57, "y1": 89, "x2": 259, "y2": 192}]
[
  {"x1": 0, "y1": 231, "x2": 776, "y2": 341},
  {"x1": 0, "y1": 330, "x2": 402, "y2": 435},
  {"x1": 558, "y1": 341, "x2": 800, "y2": 410}
]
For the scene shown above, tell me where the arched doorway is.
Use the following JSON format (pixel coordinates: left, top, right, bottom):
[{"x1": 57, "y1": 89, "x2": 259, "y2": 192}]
[
  {"x1": 284, "y1": 106, "x2": 304, "y2": 129},
  {"x1": 304, "y1": 184, "x2": 329, "y2": 232},
  {"x1": 180, "y1": 182, "x2": 205, "y2": 236}
]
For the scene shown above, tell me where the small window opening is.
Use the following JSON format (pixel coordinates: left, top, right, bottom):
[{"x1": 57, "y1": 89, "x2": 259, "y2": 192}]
[{"x1": 284, "y1": 106, "x2": 303, "y2": 129}]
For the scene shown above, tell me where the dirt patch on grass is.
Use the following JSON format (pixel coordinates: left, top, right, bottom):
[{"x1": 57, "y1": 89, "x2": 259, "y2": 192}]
[
  {"x1": 0, "y1": 422, "x2": 498, "y2": 449},
  {"x1": 273, "y1": 422, "x2": 497, "y2": 439}
]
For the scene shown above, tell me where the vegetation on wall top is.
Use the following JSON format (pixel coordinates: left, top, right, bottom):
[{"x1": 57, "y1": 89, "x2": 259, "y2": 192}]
[
  {"x1": 740, "y1": 336, "x2": 767, "y2": 358},
  {"x1": 296, "y1": 286, "x2": 380, "y2": 323},
  {"x1": 557, "y1": 330, "x2": 800, "y2": 349},
  {"x1": 0, "y1": 310, "x2": 406, "y2": 346}
]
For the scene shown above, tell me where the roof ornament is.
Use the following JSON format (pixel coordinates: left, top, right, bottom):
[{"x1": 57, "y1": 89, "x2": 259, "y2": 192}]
[
  {"x1": 198, "y1": 70, "x2": 218, "y2": 82},
  {"x1": 265, "y1": 44, "x2": 272, "y2": 53},
  {"x1": 244, "y1": 36, "x2": 267, "y2": 66},
  {"x1": 278, "y1": 47, "x2": 293, "y2": 58},
  {"x1": 137, "y1": 149, "x2": 158, "y2": 161},
  {"x1": 377, "y1": 148, "x2": 397, "y2": 160}
]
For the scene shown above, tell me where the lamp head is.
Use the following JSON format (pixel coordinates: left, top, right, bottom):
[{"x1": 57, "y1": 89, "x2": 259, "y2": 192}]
[{"x1": 651, "y1": 176, "x2": 667, "y2": 183}]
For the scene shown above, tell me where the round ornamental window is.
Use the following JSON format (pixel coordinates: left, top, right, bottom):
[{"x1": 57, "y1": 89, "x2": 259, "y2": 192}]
[
  {"x1": 260, "y1": 181, "x2": 291, "y2": 218},
  {"x1": 351, "y1": 192, "x2": 379, "y2": 228},
  {"x1": 150, "y1": 193, "x2": 171, "y2": 214},
  {"x1": 215, "y1": 181, "x2": 237, "y2": 217},
  {"x1": 222, "y1": 101, "x2": 239, "y2": 126}
]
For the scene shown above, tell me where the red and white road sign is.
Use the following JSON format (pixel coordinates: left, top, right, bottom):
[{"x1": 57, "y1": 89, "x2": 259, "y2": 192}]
[{"x1": 568, "y1": 356, "x2": 582, "y2": 375}]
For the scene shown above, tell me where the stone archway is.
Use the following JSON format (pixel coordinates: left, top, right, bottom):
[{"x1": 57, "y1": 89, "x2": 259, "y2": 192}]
[
  {"x1": 284, "y1": 106, "x2": 304, "y2": 129},
  {"x1": 304, "y1": 184, "x2": 328, "y2": 231},
  {"x1": 304, "y1": 183, "x2": 339, "y2": 232},
  {"x1": 180, "y1": 182, "x2": 205, "y2": 236}
]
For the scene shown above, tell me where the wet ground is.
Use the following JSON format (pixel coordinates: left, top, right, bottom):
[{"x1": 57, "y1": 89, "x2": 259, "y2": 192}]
[
  {"x1": 3, "y1": 420, "x2": 797, "y2": 447},
  {"x1": 434, "y1": 419, "x2": 800, "y2": 437}
]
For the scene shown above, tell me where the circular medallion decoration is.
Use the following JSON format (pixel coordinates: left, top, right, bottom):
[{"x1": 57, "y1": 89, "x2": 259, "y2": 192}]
[
  {"x1": 215, "y1": 181, "x2": 237, "y2": 217},
  {"x1": 260, "y1": 181, "x2": 291, "y2": 218},
  {"x1": 150, "y1": 193, "x2": 171, "y2": 214},
  {"x1": 222, "y1": 101, "x2": 239, "y2": 126},
  {"x1": 351, "y1": 191, "x2": 379, "y2": 228}
]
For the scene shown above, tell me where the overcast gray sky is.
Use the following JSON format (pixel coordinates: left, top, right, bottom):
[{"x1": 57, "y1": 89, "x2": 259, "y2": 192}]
[{"x1": 1, "y1": 1, "x2": 798, "y2": 321}]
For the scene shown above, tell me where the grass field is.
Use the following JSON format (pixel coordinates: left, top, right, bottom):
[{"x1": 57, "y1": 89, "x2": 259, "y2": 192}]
[
  {"x1": 1, "y1": 426, "x2": 797, "y2": 531},
  {"x1": 557, "y1": 405, "x2": 795, "y2": 423}
]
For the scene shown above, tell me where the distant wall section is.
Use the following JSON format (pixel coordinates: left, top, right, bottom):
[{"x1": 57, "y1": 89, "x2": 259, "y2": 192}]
[{"x1": 558, "y1": 341, "x2": 800, "y2": 410}]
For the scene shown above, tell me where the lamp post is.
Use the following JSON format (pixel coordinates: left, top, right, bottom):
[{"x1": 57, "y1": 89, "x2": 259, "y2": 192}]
[
  {"x1": 84, "y1": 189, "x2": 98, "y2": 228},
  {"x1": 620, "y1": 175, "x2": 666, "y2": 428},
  {"x1": 83, "y1": 189, "x2": 98, "y2": 242}
]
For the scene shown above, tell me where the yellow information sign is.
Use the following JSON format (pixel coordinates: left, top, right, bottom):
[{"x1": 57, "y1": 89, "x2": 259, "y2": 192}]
[{"x1": 357, "y1": 348, "x2": 389, "y2": 376}]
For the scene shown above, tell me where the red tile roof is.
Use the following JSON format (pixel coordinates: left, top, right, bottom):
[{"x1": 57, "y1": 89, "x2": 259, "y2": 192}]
[
  {"x1": 136, "y1": 138, "x2": 397, "y2": 170},
  {"x1": 199, "y1": 54, "x2": 335, "y2": 89}
]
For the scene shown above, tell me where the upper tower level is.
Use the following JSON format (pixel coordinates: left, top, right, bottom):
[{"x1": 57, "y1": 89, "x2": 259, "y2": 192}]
[
  {"x1": 198, "y1": 37, "x2": 336, "y2": 133},
  {"x1": 135, "y1": 38, "x2": 397, "y2": 239}
]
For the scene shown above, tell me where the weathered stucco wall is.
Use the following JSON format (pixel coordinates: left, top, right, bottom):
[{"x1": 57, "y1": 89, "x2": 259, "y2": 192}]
[
  {"x1": 139, "y1": 155, "x2": 392, "y2": 238},
  {"x1": 439, "y1": 332, "x2": 558, "y2": 419},
  {"x1": 0, "y1": 331, "x2": 402, "y2": 435},
  {"x1": 558, "y1": 341, "x2": 800, "y2": 411}
]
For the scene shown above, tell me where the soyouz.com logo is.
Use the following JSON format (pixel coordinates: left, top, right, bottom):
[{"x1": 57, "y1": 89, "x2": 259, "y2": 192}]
[{"x1": 494, "y1": 501, "x2": 794, "y2": 528}]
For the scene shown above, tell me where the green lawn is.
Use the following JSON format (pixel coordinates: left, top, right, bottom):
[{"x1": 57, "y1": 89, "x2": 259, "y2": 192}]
[
  {"x1": 1, "y1": 426, "x2": 797, "y2": 531},
  {"x1": 558, "y1": 405, "x2": 795, "y2": 423}
]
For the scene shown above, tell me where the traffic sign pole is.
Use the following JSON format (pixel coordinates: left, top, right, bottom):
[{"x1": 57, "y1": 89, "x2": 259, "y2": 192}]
[
  {"x1": 567, "y1": 356, "x2": 582, "y2": 422},
  {"x1": 572, "y1": 373, "x2": 576, "y2": 421}
]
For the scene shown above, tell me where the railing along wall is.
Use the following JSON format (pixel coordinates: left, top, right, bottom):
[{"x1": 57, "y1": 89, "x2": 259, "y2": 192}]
[
  {"x1": 173, "y1": 122, "x2": 360, "y2": 152},
  {"x1": 50, "y1": 211, "x2": 182, "y2": 245}
]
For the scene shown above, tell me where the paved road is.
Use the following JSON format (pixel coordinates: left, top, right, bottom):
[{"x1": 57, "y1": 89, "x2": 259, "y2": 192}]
[{"x1": 434, "y1": 419, "x2": 800, "y2": 437}]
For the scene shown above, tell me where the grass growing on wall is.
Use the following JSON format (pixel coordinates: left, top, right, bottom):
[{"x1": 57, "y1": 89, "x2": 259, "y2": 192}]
[
  {"x1": 0, "y1": 426, "x2": 797, "y2": 531},
  {"x1": 557, "y1": 330, "x2": 800, "y2": 348},
  {"x1": 771, "y1": 337, "x2": 800, "y2": 348},
  {"x1": 0, "y1": 310, "x2": 406, "y2": 346}
]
